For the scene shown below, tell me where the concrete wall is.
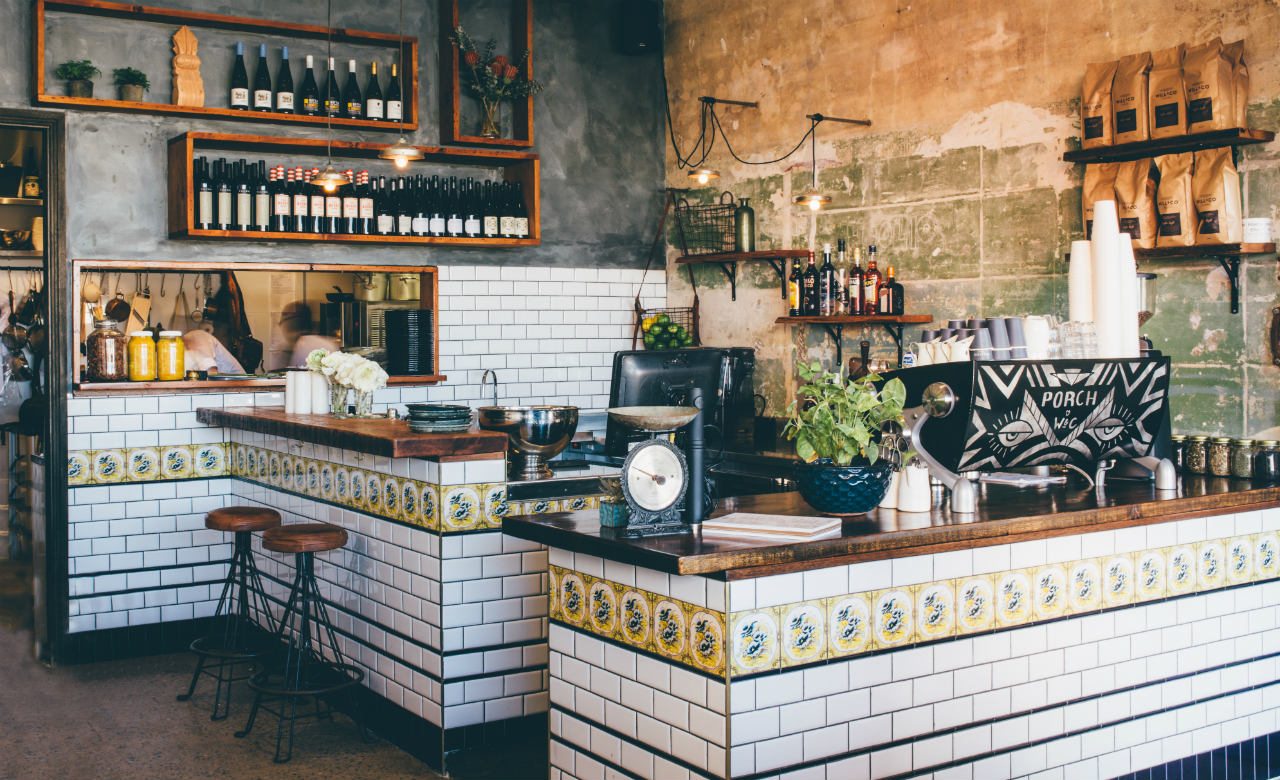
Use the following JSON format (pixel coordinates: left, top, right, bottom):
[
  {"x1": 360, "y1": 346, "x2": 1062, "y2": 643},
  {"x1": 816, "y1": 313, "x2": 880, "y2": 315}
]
[{"x1": 663, "y1": 0, "x2": 1280, "y2": 437}]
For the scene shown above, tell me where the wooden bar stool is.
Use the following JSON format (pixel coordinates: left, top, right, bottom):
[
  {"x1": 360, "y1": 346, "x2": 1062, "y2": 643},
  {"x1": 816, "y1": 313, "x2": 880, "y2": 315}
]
[
  {"x1": 177, "y1": 505, "x2": 281, "y2": 720},
  {"x1": 236, "y1": 522, "x2": 365, "y2": 763}
]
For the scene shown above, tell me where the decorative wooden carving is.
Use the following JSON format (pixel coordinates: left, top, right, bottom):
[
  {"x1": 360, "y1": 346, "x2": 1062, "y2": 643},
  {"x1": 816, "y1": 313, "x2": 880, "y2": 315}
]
[{"x1": 171, "y1": 25, "x2": 204, "y2": 107}]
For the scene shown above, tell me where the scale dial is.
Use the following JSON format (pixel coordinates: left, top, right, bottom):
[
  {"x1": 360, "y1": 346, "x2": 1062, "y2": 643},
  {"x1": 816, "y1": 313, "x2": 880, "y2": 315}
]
[{"x1": 620, "y1": 439, "x2": 688, "y2": 523}]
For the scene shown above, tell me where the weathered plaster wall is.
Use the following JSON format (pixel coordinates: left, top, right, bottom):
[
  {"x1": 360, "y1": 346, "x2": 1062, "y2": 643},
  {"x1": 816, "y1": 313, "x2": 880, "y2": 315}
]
[{"x1": 664, "y1": 0, "x2": 1280, "y2": 437}]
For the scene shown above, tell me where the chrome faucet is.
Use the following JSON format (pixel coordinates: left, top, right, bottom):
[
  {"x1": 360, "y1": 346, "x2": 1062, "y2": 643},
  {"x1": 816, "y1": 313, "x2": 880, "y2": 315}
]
[{"x1": 481, "y1": 369, "x2": 499, "y2": 406}]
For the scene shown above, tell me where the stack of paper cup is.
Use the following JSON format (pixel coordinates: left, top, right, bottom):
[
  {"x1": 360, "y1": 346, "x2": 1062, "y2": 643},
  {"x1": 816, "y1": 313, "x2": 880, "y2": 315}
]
[
  {"x1": 285, "y1": 371, "x2": 298, "y2": 414},
  {"x1": 1068, "y1": 240, "x2": 1094, "y2": 323},
  {"x1": 1090, "y1": 200, "x2": 1126, "y2": 358},
  {"x1": 310, "y1": 372, "x2": 330, "y2": 414}
]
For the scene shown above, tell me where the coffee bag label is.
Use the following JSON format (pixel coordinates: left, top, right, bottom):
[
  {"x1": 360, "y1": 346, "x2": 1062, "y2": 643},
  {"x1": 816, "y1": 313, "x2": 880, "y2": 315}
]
[
  {"x1": 1188, "y1": 97, "x2": 1213, "y2": 124},
  {"x1": 1153, "y1": 103, "x2": 1180, "y2": 128},
  {"x1": 1158, "y1": 213, "x2": 1182, "y2": 236},
  {"x1": 1198, "y1": 210, "x2": 1220, "y2": 234},
  {"x1": 1116, "y1": 109, "x2": 1138, "y2": 134},
  {"x1": 1083, "y1": 116, "x2": 1104, "y2": 140}
]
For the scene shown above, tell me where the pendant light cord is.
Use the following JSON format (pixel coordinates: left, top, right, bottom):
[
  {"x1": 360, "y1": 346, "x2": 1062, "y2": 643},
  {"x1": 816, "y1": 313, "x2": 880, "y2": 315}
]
[
  {"x1": 397, "y1": 0, "x2": 405, "y2": 135},
  {"x1": 325, "y1": 0, "x2": 333, "y2": 165},
  {"x1": 810, "y1": 117, "x2": 819, "y2": 187}
]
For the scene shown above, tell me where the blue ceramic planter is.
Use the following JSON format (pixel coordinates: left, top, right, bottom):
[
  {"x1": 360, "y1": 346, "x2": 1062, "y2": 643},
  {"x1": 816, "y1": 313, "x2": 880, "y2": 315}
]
[
  {"x1": 599, "y1": 501, "x2": 629, "y2": 527},
  {"x1": 795, "y1": 460, "x2": 896, "y2": 516}
]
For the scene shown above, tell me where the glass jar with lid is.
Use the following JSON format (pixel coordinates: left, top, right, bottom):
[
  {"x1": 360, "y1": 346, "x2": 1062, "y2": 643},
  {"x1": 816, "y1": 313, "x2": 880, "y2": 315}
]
[
  {"x1": 85, "y1": 318, "x2": 128, "y2": 382},
  {"x1": 1185, "y1": 436, "x2": 1209, "y2": 474},
  {"x1": 1253, "y1": 441, "x2": 1280, "y2": 483},
  {"x1": 128, "y1": 331, "x2": 157, "y2": 382},
  {"x1": 1230, "y1": 439, "x2": 1256, "y2": 480},
  {"x1": 156, "y1": 331, "x2": 185, "y2": 381},
  {"x1": 1170, "y1": 434, "x2": 1187, "y2": 469},
  {"x1": 1208, "y1": 437, "x2": 1233, "y2": 477}
]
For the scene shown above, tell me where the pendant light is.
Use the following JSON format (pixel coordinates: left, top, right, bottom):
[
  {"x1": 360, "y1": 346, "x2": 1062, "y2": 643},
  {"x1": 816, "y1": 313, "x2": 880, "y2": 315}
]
[
  {"x1": 378, "y1": 0, "x2": 423, "y2": 168},
  {"x1": 793, "y1": 116, "x2": 829, "y2": 211},
  {"x1": 687, "y1": 167, "x2": 719, "y2": 185},
  {"x1": 313, "y1": 0, "x2": 347, "y2": 191}
]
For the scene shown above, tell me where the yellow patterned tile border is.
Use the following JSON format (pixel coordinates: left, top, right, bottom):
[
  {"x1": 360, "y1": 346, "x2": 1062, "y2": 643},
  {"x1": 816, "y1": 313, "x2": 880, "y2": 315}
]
[
  {"x1": 728, "y1": 532, "x2": 1280, "y2": 677},
  {"x1": 549, "y1": 564, "x2": 727, "y2": 678},
  {"x1": 68, "y1": 444, "x2": 228, "y2": 486}
]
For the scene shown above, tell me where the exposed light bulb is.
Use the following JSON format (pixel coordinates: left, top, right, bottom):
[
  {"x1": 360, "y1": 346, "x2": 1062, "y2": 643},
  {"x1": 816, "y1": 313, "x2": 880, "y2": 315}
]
[
  {"x1": 696, "y1": 172, "x2": 709, "y2": 184},
  {"x1": 323, "y1": 180, "x2": 338, "y2": 193},
  {"x1": 395, "y1": 156, "x2": 408, "y2": 169},
  {"x1": 808, "y1": 197, "x2": 821, "y2": 211}
]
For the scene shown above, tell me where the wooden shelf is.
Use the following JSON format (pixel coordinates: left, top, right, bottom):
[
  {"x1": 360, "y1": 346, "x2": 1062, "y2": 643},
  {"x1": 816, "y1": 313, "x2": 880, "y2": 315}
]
[
  {"x1": 778, "y1": 314, "x2": 934, "y2": 368},
  {"x1": 1134, "y1": 242, "x2": 1275, "y2": 260},
  {"x1": 33, "y1": 0, "x2": 418, "y2": 132},
  {"x1": 0, "y1": 197, "x2": 42, "y2": 207},
  {"x1": 439, "y1": 0, "x2": 534, "y2": 148},
  {"x1": 0, "y1": 250, "x2": 41, "y2": 258},
  {"x1": 167, "y1": 132, "x2": 540, "y2": 246},
  {"x1": 74, "y1": 375, "x2": 445, "y2": 395},
  {"x1": 1062, "y1": 128, "x2": 1274, "y2": 164},
  {"x1": 676, "y1": 250, "x2": 811, "y2": 300}
]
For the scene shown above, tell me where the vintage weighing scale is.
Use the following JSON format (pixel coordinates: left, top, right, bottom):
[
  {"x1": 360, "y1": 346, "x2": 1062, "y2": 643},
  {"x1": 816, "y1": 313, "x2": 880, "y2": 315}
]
[{"x1": 606, "y1": 393, "x2": 710, "y2": 537}]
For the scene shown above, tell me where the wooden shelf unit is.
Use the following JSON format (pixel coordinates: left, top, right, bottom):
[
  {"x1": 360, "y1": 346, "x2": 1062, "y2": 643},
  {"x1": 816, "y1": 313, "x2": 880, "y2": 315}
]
[
  {"x1": 439, "y1": 0, "x2": 533, "y2": 148},
  {"x1": 1139, "y1": 242, "x2": 1276, "y2": 315},
  {"x1": 777, "y1": 314, "x2": 934, "y2": 368},
  {"x1": 1062, "y1": 128, "x2": 1274, "y2": 164},
  {"x1": 33, "y1": 0, "x2": 418, "y2": 132},
  {"x1": 676, "y1": 249, "x2": 810, "y2": 300},
  {"x1": 167, "y1": 132, "x2": 540, "y2": 246}
]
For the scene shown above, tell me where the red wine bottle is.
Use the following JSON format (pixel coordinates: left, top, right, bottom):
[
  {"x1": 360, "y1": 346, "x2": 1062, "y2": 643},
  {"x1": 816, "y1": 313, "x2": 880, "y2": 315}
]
[
  {"x1": 364, "y1": 62, "x2": 384, "y2": 120},
  {"x1": 252, "y1": 44, "x2": 273, "y2": 111},
  {"x1": 272, "y1": 166, "x2": 291, "y2": 232},
  {"x1": 322, "y1": 57, "x2": 341, "y2": 117},
  {"x1": 229, "y1": 42, "x2": 249, "y2": 110},
  {"x1": 299, "y1": 55, "x2": 320, "y2": 116},
  {"x1": 341, "y1": 59, "x2": 363, "y2": 119},
  {"x1": 386, "y1": 63, "x2": 403, "y2": 123},
  {"x1": 274, "y1": 46, "x2": 294, "y2": 113}
]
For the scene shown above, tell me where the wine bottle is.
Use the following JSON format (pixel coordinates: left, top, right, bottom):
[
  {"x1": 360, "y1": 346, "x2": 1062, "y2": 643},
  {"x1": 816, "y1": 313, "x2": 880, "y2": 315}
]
[
  {"x1": 324, "y1": 171, "x2": 342, "y2": 234},
  {"x1": 463, "y1": 179, "x2": 482, "y2": 237},
  {"x1": 819, "y1": 243, "x2": 835, "y2": 316},
  {"x1": 412, "y1": 175, "x2": 431, "y2": 237},
  {"x1": 342, "y1": 59, "x2": 363, "y2": 119},
  {"x1": 801, "y1": 253, "x2": 819, "y2": 316},
  {"x1": 322, "y1": 57, "x2": 341, "y2": 117},
  {"x1": 341, "y1": 170, "x2": 358, "y2": 233},
  {"x1": 357, "y1": 171, "x2": 374, "y2": 235},
  {"x1": 272, "y1": 166, "x2": 291, "y2": 232},
  {"x1": 215, "y1": 159, "x2": 233, "y2": 230},
  {"x1": 835, "y1": 238, "x2": 848, "y2": 316},
  {"x1": 499, "y1": 183, "x2": 516, "y2": 238},
  {"x1": 291, "y1": 167, "x2": 309, "y2": 233},
  {"x1": 482, "y1": 181, "x2": 500, "y2": 238},
  {"x1": 253, "y1": 161, "x2": 271, "y2": 231},
  {"x1": 307, "y1": 168, "x2": 325, "y2": 234},
  {"x1": 196, "y1": 157, "x2": 214, "y2": 230},
  {"x1": 428, "y1": 176, "x2": 446, "y2": 237},
  {"x1": 252, "y1": 44, "x2": 273, "y2": 111},
  {"x1": 850, "y1": 247, "x2": 864, "y2": 315},
  {"x1": 299, "y1": 55, "x2": 320, "y2": 116},
  {"x1": 787, "y1": 259, "x2": 802, "y2": 317},
  {"x1": 512, "y1": 182, "x2": 529, "y2": 238},
  {"x1": 275, "y1": 46, "x2": 295, "y2": 113},
  {"x1": 445, "y1": 177, "x2": 463, "y2": 237},
  {"x1": 879, "y1": 266, "x2": 904, "y2": 315},
  {"x1": 850, "y1": 340, "x2": 872, "y2": 380},
  {"x1": 235, "y1": 160, "x2": 252, "y2": 231},
  {"x1": 375, "y1": 176, "x2": 394, "y2": 235},
  {"x1": 386, "y1": 63, "x2": 403, "y2": 122},
  {"x1": 230, "y1": 42, "x2": 250, "y2": 109},
  {"x1": 364, "y1": 62, "x2": 384, "y2": 120},
  {"x1": 20, "y1": 147, "x2": 40, "y2": 198},
  {"x1": 862, "y1": 245, "x2": 882, "y2": 315}
]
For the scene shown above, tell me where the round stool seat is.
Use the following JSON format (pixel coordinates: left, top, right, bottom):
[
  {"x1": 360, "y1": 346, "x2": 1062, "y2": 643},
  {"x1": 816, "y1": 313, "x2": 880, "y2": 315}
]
[
  {"x1": 206, "y1": 506, "x2": 282, "y2": 533},
  {"x1": 262, "y1": 523, "x2": 348, "y2": 554}
]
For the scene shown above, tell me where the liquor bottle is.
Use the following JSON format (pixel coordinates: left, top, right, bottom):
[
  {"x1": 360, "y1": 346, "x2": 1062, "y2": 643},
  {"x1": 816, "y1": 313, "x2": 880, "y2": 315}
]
[
  {"x1": 342, "y1": 59, "x2": 363, "y2": 119},
  {"x1": 272, "y1": 166, "x2": 291, "y2": 232},
  {"x1": 230, "y1": 42, "x2": 250, "y2": 109},
  {"x1": 464, "y1": 179, "x2": 482, "y2": 237},
  {"x1": 364, "y1": 62, "x2": 384, "y2": 120},
  {"x1": 291, "y1": 167, "x2": 309, "y2": 233},
  {"x1": 385, "y1": 63, "x2": 403, "y2": 123},
  {"x1": 863, "y1": 245, "x2": 882, "y2": 315},
  {"x1": 215, "y1": 159, "x2": 233, "y2": 230},
  {"x1": 801, "y1": 252, "x2": 819, "y2": 316},
  {"x1": 879, "y1": 266, "x2": 904, "y2": 315},
  {"x1": 298, "y1": 55, "x2": 320, "y2": 116},
  {"x1": 308, "y1": 168, "x2": 325, "y2": 234},
  {"x1": 235, "y1": 160, "x2": 252, "y2": 231},
  {"x1": 195, "y1": 157, "x2": 214, "y2": 230},
  {"x1": 20, "y1": 147, "x2": 40, "y2": 198},
  {"x1": 341, "y1": 170, "x2": 359, "y2": 233},
  {"x1": 322, "y1": 57, "x2": 341, "y2": 117},
  {"x1": 787, "y1": 260, "x2": 802, "y2": 316},
  {"x1": 512, "y1": 182, "x2": 530, "y2": 238},
  {"x1": 428, "y1": 176, "x2": 445, "y2": 237},
  {"x1": 499, "y1": 182, "x2": 516, "y2": 238},
  {"x1": 482, "y1": 181, "x2": 500, "y2": 238},
  {"x1": 850, "y1": 247, "x2": 864, "y2": 316},
  {"x1": 819, "y1": 243, "x2": 836, "y2": 316},
  {"x1": 357, "y1": 171, "x2": 374, "y2": 235},
  {"x1": 849, "y1": 340, "x2": 872, "y2": 380},
  {"x1": 446, "y1": 177, "x2": 464, "y2": 237},
  {"x1": 324, "y1": 171, "x2": 342, "y2": 234},
  {"x1": 275, "y1": 46, "x2": 295, "y2": 113},
  {"x1": 835, "y1": 239, "x2": 848, "y2": 315},
  {"x1": 412, "y1": 176, "x2": 431, "y2": 237},
  {"x1": 375, "y1": 176, "x2": 394, "y2": 235},
  {"x1": 252, "y1": 44, "x2": 273, "y2": 111},
  {"x1": 393, "y1": 178, "x2": 410, "y2": 236},
  {"x1": 253, "y1": 161, "x2": 270, "y2": 231}
]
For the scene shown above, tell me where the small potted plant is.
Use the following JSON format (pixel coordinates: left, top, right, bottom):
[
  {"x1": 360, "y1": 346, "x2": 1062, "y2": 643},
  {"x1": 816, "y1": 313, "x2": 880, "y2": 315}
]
[
  {"x1": 112, "y1": 67, "x2": 150, "y2": 102},
  {"x1": 449, "y1": 26, "x2": 543, "y2": 138},
  {"x1": 55, "y1": 60, "x2": 100, "y2": 98},
  {"x1": 598, "y1": 478, "x2": 629, "y2": 527},
  {"x1": 784, "y1": 361, "x2": 907, "y2": 515}
]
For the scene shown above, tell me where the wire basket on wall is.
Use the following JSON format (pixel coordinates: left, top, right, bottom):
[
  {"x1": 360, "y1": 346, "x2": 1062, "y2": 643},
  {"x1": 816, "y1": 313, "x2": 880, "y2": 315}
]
[
  {"x1": 672, "y1": 191, "x2": 736, "y2": 256},
  {"x1": 632, "y1": 304, "x2": 699, "y2": 351}
]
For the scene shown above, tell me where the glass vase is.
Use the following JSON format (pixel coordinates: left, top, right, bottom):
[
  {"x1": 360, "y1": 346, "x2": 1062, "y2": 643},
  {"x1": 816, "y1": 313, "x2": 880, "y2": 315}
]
[
  {"x1": 354, "y1": 390, "x2": 374, "y2": 417},
  {"x1": 329, "y1": 382, "x2": 349, "y2": 418},
  {"x1": 479, "y1": 98, "x2": 501, "y2": 138}
]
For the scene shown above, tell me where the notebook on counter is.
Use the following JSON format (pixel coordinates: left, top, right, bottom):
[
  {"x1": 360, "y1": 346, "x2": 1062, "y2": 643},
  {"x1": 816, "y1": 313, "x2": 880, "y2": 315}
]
[{"x1": 700, "y1": 512, "x2": 843, "y2": 542}]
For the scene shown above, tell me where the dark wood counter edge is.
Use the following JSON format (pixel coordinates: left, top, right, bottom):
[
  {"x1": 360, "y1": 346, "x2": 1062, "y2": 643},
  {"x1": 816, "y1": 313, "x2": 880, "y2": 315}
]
[
  {"x1": 501, "y1": 487, "x2": 1280, "y2": 579},
  {"x1": 197, "y1": 406, "x2": 506, "y2": 460}
]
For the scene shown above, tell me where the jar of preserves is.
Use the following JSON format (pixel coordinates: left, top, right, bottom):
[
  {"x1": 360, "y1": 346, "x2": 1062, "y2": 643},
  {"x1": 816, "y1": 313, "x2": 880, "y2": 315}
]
[
  {"x1": 128, "y1": 331, "x2": 157, "y2": 381},
  {"x1": 1208, "y1": 437, "x2": 1232, "y2": 477},
  {"x1": 156, "y1": 331, "x2": 185, "y2": 381},
  {"x1": 1185, "y1": 436, "x2": 1209, "y2": 474},
  {"x1": 1230, "y1": 439, "x2": 1255, "y2": 480},
  {"x1": 1170, "y1": 434, "x2": 1187, "y2": 470},
  {"x1": 85, "y1": 319, "x2": 128, "y2": 382},
  {"x1": 1254, "y1": 441, "x2": 1280, "y2": 483}
]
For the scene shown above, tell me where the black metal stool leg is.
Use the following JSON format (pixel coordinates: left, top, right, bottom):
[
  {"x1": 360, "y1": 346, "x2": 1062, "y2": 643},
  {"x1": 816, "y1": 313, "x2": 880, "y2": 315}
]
[
  {"x1": 235, "y1": 688, "x2": 263, "y2": 739},
  {"x1": 176, "y1": 654, "x2": 207, "y2": 702}
]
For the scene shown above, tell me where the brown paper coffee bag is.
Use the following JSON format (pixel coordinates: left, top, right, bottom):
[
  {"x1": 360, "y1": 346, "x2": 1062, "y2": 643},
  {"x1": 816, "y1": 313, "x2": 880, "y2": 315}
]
[
  {"x1": 1192, "y1": 148, "x2": 1242, "y2": 244},
  {"x1": 1149, "y1": 44, "x2": 1187, "y2": 138},
  {"x1": 1113, "y1": 52, "x2": 1152, "y2": 143},
  {"x1": 1155, "y1": 153, "x2": 1195, "y2": 247},
  {"x1": 1082, "y1": 60, "x2": 1119, "y2": 148},
  {"x1": 1184, "y1": 38, "x2": 1234, "y2": 132},
  {"x1": 1115, "y1": 158, "x2": 1157, "y2": 249},
  {"x1": 1083, "y1": 162, "x2": 1120, "y2": 238},
  {"x1": 1224, "y1": 39, "x2": 1248, "y2": 128}
]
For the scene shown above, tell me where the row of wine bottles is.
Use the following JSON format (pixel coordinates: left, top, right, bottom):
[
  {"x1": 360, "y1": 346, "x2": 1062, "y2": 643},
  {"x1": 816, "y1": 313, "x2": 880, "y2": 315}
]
[
  {"x1": 787, "y1": 241, "x2": 905, "y2": 317},
  {"x1": 194, "y1": 157, "x2": 530, "y2": 238},
  {"x1": 229, "y1": 43, "x2": 404, "y2": 121}
]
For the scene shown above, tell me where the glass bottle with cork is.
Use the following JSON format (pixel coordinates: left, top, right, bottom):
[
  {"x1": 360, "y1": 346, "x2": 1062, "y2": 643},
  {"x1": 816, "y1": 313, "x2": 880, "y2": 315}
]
[
  {"x1": 877, "y1": 266, "x2": 905, "y2": 315},
  {"x1": 801, "y1": 252, "x2": 820, "y2": 316},
  {"x1": 849, "y1": 246, "x2": 864, "y2": 316},
  {"x1": 819, "y1": 243, "x2": 836, "y2": 316},
  {"x1": 862, "y1": 245, "x2": 882, "y2": 315},
  {"x1": 787, "y1": 260, "x2": 802, "y2": 317}
]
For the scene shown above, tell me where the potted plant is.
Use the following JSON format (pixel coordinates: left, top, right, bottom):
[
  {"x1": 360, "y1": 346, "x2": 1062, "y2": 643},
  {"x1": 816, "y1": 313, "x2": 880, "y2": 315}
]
[
  {"x1": 448, "y1": 26, "x2": 543, "y2": 138},
  {"x1": 55, "y1": 60, "x2": 100, "y2": 98},
  {"x1": 112, "y1": 67, "x2": 150, "y2": 102},
  {"x1": 784, "y1": 361, "x2": 907, "y2": 515},
  {"x1": 598, "y1": 478, "x2": 629, "y2": 527}
]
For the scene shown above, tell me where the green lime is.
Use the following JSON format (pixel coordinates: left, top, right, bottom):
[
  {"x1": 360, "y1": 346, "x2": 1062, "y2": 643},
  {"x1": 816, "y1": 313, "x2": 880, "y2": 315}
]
[{"x1": 655, "y1": 313, "x2": 670, "y2": 324}]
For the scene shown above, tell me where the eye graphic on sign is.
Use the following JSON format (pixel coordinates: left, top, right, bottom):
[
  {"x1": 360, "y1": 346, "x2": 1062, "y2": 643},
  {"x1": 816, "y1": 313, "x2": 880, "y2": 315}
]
[
  {"x1": 1088, "y1": 417, "x2": 1127, "y2": 441},
  {"x1": 995, "y1": 418, "x2": 1035, "y2": 448}
]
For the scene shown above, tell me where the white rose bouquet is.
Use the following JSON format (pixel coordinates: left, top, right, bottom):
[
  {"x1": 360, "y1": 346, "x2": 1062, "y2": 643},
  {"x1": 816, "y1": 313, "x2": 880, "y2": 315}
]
[{"x1": 308, "y1": 349, "x2": 389, "y2": 416}]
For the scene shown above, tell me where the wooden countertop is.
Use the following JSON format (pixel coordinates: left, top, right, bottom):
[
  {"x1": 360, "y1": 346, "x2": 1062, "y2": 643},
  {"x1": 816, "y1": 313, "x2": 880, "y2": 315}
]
[
  {"x1": 502, "y1": 477, "x2": 1280, "y2": 579},
  {"x1": 197, "y1": 406, "x2": 506, "y2": 459}
]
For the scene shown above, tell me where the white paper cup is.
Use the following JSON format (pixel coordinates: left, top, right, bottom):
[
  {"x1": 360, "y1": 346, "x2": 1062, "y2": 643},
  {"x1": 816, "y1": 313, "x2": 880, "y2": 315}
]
[{"x1": 1244, "y1": 218, "x2": 1273, "y2": 244}]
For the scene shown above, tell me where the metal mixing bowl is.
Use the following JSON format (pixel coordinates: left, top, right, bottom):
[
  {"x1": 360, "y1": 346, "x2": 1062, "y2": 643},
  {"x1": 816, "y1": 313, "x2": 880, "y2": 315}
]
[{"x1": 477, "y1": 405, "x2": 579, "y2": 480}]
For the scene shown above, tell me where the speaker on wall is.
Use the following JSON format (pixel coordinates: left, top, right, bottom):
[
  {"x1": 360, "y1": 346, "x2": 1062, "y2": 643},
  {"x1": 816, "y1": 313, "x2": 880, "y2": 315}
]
[{"x1": 614, "y1": 0, "x2": 662, "y2": 55}]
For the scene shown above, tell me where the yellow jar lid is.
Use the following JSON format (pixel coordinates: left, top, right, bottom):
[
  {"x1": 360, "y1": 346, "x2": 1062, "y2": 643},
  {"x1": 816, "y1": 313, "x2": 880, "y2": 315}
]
[
  {"x1": 1235, "y1": 439, "x2": 1255, "y2": 446},
  {"x1": 1171, "y1": 434, "x2": 1187, "y2": 441},
  {"x1": 1190, "y1": 435, "x2": 1209, "y2": 441},
  {"x1": 1211, "y1": 437, "x2": 1232, "y2": 443},
  {"x1": 1260, "y1": 440, "x2": 1279, "y2": 447}
]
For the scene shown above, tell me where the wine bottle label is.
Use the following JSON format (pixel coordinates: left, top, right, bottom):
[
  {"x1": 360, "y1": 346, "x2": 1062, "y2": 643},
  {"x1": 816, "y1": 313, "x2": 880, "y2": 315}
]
[
  {"x1": 499, "y1": 216, "x2": 515, "y2": 236},
  {"x1": 310, "y1": 195, "x2": 325, "y2": 218},
  {"x1": 217, "y1": 192, "x2": 233, "y2": 225},
  {"x1": 398, "y1": 215, "x2": 413, "y2": 233},
  {"x1": 342, "y1": 198, "x2": 358, "y2": 219},
  {"x1": 325, "y1": 196, "x2": 341, "y2": 218},
  {"x1": 273, "y1": 194, "x2": 291, "y2": 215},
  {"x1": 198, "y1": 191, "x2": 214, "y2": 226},
  {"x1": 236, "y1": 193, "x2": 252, "y2": 227},
  {"x1": 293, "y1": 194, "x2": 308, "y2": 216},
  {"x1": 359, "y1": 198, "x2": 374, "y2": 219},
  {"x1": 447, "y1": 216, "x2": 463, "y2": 234},
  {"x1": 346, "y1": 102, "x2": 362, "y2": 117},
  {"x1": 483, "y1": 216, "x2": 499, "y2": 236},
  {"x1": 253, "y1": 90, "x2": 272, "y2": 108},
  {"x1": 365, "y1": 99, "x2": 383, "y2": 119},
  {"x1": 377, "y1": 215, "x2": 395, "y2": 234},
  {"x1": 464, "y1": 217, "x2": 481, "y2": 235},
  {"x1": 411, "y1": 216, "x2": 429, "y2": 234},
  {"x1": 254, "y1": 194, "x2": 270, "y2": 225},
  {"x1": 386, "y1": 101, "x2": 403, "y2": 121},
  {"x1": 515, "y1": 217, "x2": 529, "y2": 237},
  {"x1": 303, "y1": 97, "x2": 319, "y2": 113},
  {"x1": 429, "y1": 216, "x2": 446, "y2": 234},
  {"x1": 276, "y1": 92, "x2": 294, "y2": 110},
  {"x1": 324, "y1": 99, "x2": 340, "y2": 115},
  {"x1": 230, "y1": 87, "x2": 249, "y2": 106}
]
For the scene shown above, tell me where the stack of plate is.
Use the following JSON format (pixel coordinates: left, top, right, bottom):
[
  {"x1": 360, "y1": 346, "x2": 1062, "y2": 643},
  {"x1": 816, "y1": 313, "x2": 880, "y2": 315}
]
[
  {"x1": 405, "y1": 403, "x2": 472, "y2": 433},
  {"x1": 386, "y1": 310, "x2": 435, "y2": 375}
]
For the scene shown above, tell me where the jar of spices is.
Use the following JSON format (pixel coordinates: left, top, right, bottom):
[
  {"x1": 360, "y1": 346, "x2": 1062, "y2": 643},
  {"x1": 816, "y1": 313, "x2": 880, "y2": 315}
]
[
  {"x1": 1254, "y1": 441, "x2": 1280, "y2": 483},
  {"x1": 1231, "y1": 439, "x2": 1256, "y2": 480},
  {"x1": 85, "y1": 319, "x2": 128, "y2": 382},
  {"x1": 156, "y1": 331, "x2": 185, "y2": 381},
  {"x1": 1170, "y1": 434, "x2": 1187, "y2": 470},
  {"x1": 1185, "y1": 436, "x2": 1209, "y2": 474},
  {"x1": 127, "y1": 331, "x2": 157, "y2": 382},
  {"x1": 1208, "y1": 437, "x2": 1233, "y2": 477}
]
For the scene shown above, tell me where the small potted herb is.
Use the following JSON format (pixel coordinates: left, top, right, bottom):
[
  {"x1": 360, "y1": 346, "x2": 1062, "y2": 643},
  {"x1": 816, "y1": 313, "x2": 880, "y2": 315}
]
[
  {"x1": 112, "y1": 67, "x2": 150, "y2": 102},
  {"x1": 784, "y1": 361, "x2": 907, "y2": 515},
  {"x1": 598, "y1": 478, "x2": 629, "y2": 527},
  {"x1": 54, "y1": 60, "x2": 100, "y2": 98}
]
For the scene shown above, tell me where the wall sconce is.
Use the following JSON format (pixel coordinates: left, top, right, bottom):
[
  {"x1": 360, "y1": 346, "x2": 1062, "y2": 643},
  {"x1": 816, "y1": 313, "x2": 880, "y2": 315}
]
[{"x1": 792, "y1": 113, "x2": 870, "y2": 212}]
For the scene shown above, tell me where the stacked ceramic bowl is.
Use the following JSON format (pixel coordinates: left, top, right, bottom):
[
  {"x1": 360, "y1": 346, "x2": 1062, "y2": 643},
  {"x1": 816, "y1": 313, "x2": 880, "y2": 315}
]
[{"x1": 405, "y1": 403, "x2": 473, "y2": 433}]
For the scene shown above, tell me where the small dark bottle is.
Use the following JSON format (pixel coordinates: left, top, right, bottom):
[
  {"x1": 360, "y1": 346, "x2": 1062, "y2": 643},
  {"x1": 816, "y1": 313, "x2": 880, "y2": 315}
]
[
  {"x1": 341, "y1": 59, "x2": 363, "y2": 119},
  {"x1": 229, "y1": 42, "x2": 249, "y2": 109},
  {"x1": 195, "y1": 157, "x2": 214, "y2": 230},
  {"x1": 298, "y1": 55, "x2": 320, "y2": 116},
  {"x1": 385, "y1": 64, "x2": 403, "y2": 123},
  {"x1": 801, "y1": 253, "x2": 820, "y2": 316},
  {"x1": 862, "y1": 245, "x2": 882, "y2": 315},
  {"x1": 322, "y1": 57, "x2": 341, "y2": 117},
  {"x1": 375, "y1": 176, "x2": 395, "y2": 235},
  {"x1": 878, "y1": 266, "x2": 904, "y2": 315},
  {"x1": 252, "y1": 44, "x2": 273, "y2": 111},
  {"x1": 234, "y1": 160, "x2": 252, "y2": 232},
  {"x1": 341, "y1": 170, "x2": 359, "y2": 234},
  {"x1": 272, "y1": 166, "x2": 292, "y2": 233},
  {"x1": 818, "y1": 243, "x2": 836, "y2": 316},
  {"x1": 364, "y1": 62, "x2": 384, "y2": 120},
  {"x1": 291, "y1": 167, "x2": 309, "y2": 233},
  {"x1": 253, "y1": 160, "x2": 271, "y2": 231},
  {"x1": 357, "y1": 171, "x2": 374, "y2": 235},
  {"x1": 274, "y1": 46, "x2": 295, "y2": 113},
  {"x1": 323, "y1": 172, "x2": 343, "y2": 234},
  {"x1": 787, "y1": 260, "x2": 802, "y2": 317},
  {"x1": 215, "y1": 158, "x2": 233, "y2": 230},
  {"x1": 307, "y1": 169, "x2": 326, "y2": 234}
]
